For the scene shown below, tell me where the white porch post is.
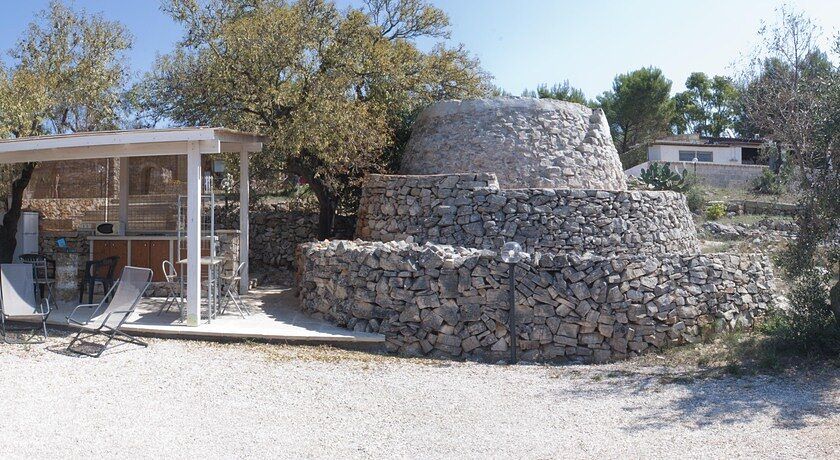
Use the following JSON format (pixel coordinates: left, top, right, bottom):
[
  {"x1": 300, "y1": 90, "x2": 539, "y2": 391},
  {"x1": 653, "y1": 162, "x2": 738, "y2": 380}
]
[
  {"x1": 239, "y1": 145, "x2": 250, "y2": 293},
  {"x1": 118, "y1": 157, "x2": 129, "y2": 235},
  {"x1": 185, "y1": 141, "x2": 202, "y2": 326}
]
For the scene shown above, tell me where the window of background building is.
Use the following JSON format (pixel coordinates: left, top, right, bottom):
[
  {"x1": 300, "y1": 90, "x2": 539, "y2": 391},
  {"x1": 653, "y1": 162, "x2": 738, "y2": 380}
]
[
  {"x1": 678, "y1": 150, "x2": 695, "y2": 161},
  {"x1": 678, "y1": 150, "x2": 714, "y2": 162}
]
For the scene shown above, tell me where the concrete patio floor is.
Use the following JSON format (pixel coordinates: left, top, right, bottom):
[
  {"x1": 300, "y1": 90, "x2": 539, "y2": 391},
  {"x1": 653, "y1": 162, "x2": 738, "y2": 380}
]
[{"x1": 40, "y1": 287, "x2": 384, "y2": 344}]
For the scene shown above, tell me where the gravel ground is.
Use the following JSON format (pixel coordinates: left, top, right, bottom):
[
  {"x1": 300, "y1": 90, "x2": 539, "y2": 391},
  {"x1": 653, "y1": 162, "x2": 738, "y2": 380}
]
[{"x1": 1, "y1": 331, "x2": 837, "y2": 459}]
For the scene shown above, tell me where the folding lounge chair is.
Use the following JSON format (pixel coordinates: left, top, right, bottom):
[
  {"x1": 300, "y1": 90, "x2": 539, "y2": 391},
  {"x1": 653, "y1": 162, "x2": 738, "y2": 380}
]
[
  {"x1": 0, "y1": 263, "x2": 50, "y2": 344},
  {"x1": 66, "y1": 266, "x2": 152, "y2": 357}
]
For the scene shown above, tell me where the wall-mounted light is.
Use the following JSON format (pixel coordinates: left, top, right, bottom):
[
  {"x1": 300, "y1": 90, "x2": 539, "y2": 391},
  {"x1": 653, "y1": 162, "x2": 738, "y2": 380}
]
[
  {"x1": 501, "y1": 241, "x2": 524, "y2": 364},
  {"x1": 501, "y1": 241, "x2": 524, "y2": 264}
]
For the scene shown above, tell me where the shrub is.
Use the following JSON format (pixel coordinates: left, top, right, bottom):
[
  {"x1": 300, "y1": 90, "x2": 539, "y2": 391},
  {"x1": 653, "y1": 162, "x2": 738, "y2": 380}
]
[
  {"x1": 751, "y1": 169, "x2": 785, "y2": 195},
  {"x1": 705, "y1": 202, "x2": 726, "y2": 220},
  {"x1": 760, "y1": 268, "x2": 840, "y2": 357},
  {"x1": 685, "y1": 187, "x2": 707, "y2": 213},
  {"x1": 639, "y1": 162, "x2": 689, "y2": 192}
]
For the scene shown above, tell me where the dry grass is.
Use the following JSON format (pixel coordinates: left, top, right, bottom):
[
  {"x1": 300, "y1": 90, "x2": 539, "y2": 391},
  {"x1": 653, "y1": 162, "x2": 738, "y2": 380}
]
[
  {"x1": 629, "y1": 329, "x2": 839, "y2": 379},
  {"x1": 699, "y1": 185, "x2": 798, "y2": 205},
  {"x1": 713, "y1": 213, "x2": 795, "y2": 226},
  {"x1": 205, "y1": 328, "x2": 838, "y2": 382},
  {"x1": 243, "y1": 340, "x2": 449, "y2": 366}
]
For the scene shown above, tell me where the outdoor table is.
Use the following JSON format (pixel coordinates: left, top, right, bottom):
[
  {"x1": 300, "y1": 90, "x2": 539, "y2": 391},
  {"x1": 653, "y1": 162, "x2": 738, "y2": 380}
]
[{"x1": 177, "y1": 257, "x2": 223, "y2": 323}]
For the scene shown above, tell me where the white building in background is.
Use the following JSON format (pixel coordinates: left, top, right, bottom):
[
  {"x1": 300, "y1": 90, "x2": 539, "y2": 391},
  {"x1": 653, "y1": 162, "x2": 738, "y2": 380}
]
[
  {"x1": 646, "y1": 133, "x2": 766, "y2": 165},
  {"x1": 625, "y1": 134, "x2": 770, "y2": 189}
]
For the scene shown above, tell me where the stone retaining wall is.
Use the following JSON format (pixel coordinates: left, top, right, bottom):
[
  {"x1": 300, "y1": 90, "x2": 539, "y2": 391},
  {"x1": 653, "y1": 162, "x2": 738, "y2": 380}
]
[
  {"x1": 217, "y1": 203, "x2": 352, "y2": 269},
  {"x1": 356, "y1": 173, "x2": 700, "y2": 256},
  {"x1": 298, "y1": 240, "x2": 776, "y2": 362},
  {"x1": 24, "y1": 198, "x2": 109, "y2": 221},
  {"x1": 735, "y1": 200, "x2": 799, "y2": 216},
  {"x1": 24, "y1": 198, "x2": 110, "y2": 230},
  {"x1": 625, "y1": 161, "x2": 769, "y2": 190},
  {"x1": 248, "y1": 206, "x2": 319, "y2": 268}
]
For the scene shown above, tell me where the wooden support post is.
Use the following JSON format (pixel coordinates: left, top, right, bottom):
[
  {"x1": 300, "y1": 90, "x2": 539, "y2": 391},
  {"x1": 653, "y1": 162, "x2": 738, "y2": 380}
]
[
  {"x1": 118, "y1": 157, "x2": 129, "y2": 235},
  {"x1": 185, "y1": 141, "x2": 202, "y2": 326},
  {"x1": 239, "y1": 145, "x2": 250, "y2": 293}
]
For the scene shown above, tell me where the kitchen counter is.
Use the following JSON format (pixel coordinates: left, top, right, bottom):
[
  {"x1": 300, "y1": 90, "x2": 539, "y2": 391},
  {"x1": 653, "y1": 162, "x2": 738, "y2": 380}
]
[{"x1": 86, "y1": 231, "x2": 241, "y2": 282}]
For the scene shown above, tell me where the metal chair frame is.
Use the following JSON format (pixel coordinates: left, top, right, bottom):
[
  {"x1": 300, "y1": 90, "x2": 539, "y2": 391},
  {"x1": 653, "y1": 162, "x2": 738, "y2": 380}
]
[
  {"x1": 66, "y1": 266, "x2": 152, "y2": 358},
  {"x1": 19, "y1": 253, "x2": 56, "y2": 305},
  {"x1": 220, "y1": 261, "x2": 249, "y2": 317},
  {"x1": 158, "y1": 260, "x2": 184, "y2": 317}
]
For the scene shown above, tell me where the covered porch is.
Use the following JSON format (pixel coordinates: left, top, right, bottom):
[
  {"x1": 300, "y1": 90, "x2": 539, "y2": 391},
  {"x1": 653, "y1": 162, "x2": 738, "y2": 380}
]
[
  {"x1": 0, "y1": 127, "x2": 254, "y2": 326},
  {"x1": 0, "y1": 127, "x2": 384, "y2": 345}
]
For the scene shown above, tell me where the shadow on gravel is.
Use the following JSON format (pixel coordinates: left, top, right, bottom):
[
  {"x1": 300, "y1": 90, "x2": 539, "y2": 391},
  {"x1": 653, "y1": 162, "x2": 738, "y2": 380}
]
[{"x1": 616, "y1": 368, "x2": 839, "y2": 430}]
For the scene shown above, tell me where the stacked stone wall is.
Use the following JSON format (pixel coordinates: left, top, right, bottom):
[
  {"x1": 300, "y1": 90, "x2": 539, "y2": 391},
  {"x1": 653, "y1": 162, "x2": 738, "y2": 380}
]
[
  {"x1": 356, "y1": 173, "x2": 700, "y2": 256},
  {"x1": 298, "y1": 97, "x2": 776, "y2": 362},
  {"x1": 24, "y1": 198, "x2": 108, "y2": 222},
  {"x1": 249, "y1": 206, "x2": 320, "y2": 268},
  {"x1": 401, "y1": 98, "x2": 627, "y2": 190},
  {"x1": 217, "y1": 203, "x2": 354, "y2": 269},
  {"x1": 299, "y1": 240, "x2": 776, "y2": 362}
]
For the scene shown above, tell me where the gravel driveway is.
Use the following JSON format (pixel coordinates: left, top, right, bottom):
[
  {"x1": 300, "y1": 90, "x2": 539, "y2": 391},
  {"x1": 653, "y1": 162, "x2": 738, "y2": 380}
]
[{"x1": 1, "y1": 333, "x2": 837, "y2": 459}]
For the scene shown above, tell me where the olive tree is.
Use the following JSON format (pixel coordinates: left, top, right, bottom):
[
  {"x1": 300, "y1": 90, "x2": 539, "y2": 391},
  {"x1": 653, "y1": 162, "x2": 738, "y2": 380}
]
[
  {"x1": 741, "y1": 7, "x2": 840, "y2": 322},
  {"x1": 0, "y1": 1, "x2": 131, "y2": 262},
  {"x1": 140, "y1": 0, "x2": 490, "y2": 238}
]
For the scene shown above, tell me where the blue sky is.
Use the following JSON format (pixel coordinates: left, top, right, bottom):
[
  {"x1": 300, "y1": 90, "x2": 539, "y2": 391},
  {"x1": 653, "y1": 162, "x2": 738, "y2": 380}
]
[{"x1": 0, "y1": 0, "x2": 838, "y2": 98}]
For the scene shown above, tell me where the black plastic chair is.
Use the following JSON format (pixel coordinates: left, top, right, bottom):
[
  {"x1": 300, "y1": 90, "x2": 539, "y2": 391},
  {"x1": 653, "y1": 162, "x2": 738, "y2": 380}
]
[
  {"x1": 19, "y1": 253, "x2": 56, "y2": 303},
  {"x1": 79, "y1": 256, "x2": 119, "y2": 304}
]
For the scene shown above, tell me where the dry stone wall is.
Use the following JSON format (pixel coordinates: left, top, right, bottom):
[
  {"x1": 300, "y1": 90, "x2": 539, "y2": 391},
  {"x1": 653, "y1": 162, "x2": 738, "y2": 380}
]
[
  {"x1": 249, "y1": 206, "x2": 320, "y2": 268},
  {"x1": 356, "y1": 173, "x2": 700, "y2": 256},
  {"x1": 400, "y1": 98, "x2": 627, "y2": 190},
  {"x1": 298, "y1": 240, "x2": 776, "y2": 362},
  {"x1": 297, "y1": 97, "x2": 776, "y2": 362},
  {"x1": 217, "y1": 203, "x2": 351, "y2": 269}
]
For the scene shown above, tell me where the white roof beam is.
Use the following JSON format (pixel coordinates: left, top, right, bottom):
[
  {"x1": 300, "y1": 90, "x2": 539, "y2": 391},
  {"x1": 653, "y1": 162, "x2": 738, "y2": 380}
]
[{"x1": 0, "y1": 139, "x2": 222, "y2": 164}]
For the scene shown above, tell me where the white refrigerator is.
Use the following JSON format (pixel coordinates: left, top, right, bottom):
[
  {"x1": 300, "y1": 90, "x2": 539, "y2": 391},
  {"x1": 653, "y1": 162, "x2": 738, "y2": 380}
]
[{"x1": 0, "y1": 211, "x2": 39, "y2": 260}]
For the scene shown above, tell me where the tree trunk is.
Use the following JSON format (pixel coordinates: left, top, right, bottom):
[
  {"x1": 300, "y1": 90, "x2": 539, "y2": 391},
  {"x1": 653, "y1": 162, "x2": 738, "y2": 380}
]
[
  {"x1": 306, "y1": 174, "x2": 338, "y2": 239},
  {"x1": 286, "y1": 155, "x2": 337, "y2": 240},
  {"x1": 316, "y1": 194, "x2": 336, "y2": 240},
  {"x1": 831, "y1": 266, "x2": 840, "y2": 326},
  {"x1": 0, "y1": 163, "x2": 36, "y2": 263}
]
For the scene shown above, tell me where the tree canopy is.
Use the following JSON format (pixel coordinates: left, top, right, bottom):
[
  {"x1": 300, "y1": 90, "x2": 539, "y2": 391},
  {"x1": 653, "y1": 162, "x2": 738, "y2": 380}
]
[
  {"x1": 139, "y1": 0, "x2": 490, "y2": 237},
  {"x1": 671, "y1": 72, "x2": 739, "y2": 137},
  {"x1": 521, "y1": 81, "x2": 588, "y2": 105},
  {"x1": 0, "y1": 0, "x2": 131, "y2": 262},
  {"x1": 595, "y1": 67, "x2": 674, "y2": 168},
  {"x1": 740, "y1": 6, "x2": 839, "y2": 319}
]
